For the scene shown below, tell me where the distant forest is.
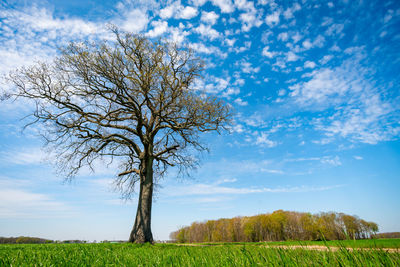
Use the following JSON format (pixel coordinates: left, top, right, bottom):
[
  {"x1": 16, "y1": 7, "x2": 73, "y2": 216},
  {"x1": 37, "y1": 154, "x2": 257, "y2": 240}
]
[
  {"x1": 170, "y1": 210, "x2": 379, "y2": 243},
  {"x1": 0, "y1": 237, "x2": 53, "y2": 244}
]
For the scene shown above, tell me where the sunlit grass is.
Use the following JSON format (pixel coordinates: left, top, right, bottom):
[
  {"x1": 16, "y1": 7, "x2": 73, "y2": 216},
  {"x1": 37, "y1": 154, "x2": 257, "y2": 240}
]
[{"x1": 0, "y1": 241, "x2": 399, "y2": 266}]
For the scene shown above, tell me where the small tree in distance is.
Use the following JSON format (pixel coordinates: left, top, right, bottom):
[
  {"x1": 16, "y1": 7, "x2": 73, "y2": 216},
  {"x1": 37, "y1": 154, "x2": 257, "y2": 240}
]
[{"x1": 5, "y1": 28, "x2": 232, "y2": 243}]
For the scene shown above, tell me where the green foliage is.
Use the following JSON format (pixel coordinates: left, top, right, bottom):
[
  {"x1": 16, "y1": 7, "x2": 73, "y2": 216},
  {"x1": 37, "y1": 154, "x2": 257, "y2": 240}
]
[
  {"x1": 0, "y1": 237, "x2": 53, "y2": 244},
  {"x1": 170, "y1": 210, "x2": 379, "y2": 243},
  {"x1": 0, "y1": 242, "x2": 399, "y2": 266}
]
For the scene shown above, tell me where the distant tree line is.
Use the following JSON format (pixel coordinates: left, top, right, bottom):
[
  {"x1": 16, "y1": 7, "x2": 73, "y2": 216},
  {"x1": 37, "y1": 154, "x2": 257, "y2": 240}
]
[
  {"x1": 0, "y1": 237, "x2": 53, "y2": 244},
  {"x1": 170, "y1": 210, "x2": 379, "y2": 243},
  {"x1": 372, "y1": 232, "x2": 400, "y2": 239}
]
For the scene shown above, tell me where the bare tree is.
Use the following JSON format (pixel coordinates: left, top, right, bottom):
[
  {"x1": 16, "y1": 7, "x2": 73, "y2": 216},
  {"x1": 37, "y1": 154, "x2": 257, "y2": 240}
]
[{"x1": 4, "y1": 28, "x2": 231, "y2": 243}]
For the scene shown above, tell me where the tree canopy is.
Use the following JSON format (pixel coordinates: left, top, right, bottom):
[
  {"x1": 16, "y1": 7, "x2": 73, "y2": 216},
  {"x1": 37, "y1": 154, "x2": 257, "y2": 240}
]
[{"x1": 170, "y1": 210, "x2": 379, "y2": 243}]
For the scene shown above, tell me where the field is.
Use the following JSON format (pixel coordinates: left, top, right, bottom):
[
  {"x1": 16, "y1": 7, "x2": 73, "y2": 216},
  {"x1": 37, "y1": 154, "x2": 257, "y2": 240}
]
[{"x1": 1, "y1": 239, "x2": 399, "y2": 266}]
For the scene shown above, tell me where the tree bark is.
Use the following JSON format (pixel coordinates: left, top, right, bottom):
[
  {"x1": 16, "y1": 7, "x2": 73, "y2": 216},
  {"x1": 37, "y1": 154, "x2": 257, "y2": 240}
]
[{"x1": 129, "y1": 157, "x2": 154, "y2": 243}]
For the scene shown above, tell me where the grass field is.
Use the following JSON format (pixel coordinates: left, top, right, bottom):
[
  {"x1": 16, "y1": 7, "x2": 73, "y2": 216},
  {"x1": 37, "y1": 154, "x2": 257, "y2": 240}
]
[
  {"x1": 0, "y1": 240, "x2": 399, "y2": 266},
  {"x1": 196, "y1": 238, "x2": 400, "y2": 248}
]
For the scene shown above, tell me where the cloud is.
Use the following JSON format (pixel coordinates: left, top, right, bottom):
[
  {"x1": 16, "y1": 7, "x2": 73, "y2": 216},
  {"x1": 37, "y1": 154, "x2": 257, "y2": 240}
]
[
  {"x1": 180, "y1": 6, "x2": 199, "y2": 19},
  {"x1": 255, "y1": 132, "x2": 277, "y2": 147},
  {"x1": 277, "y1": 32, "x2": 289, "y2": 41},
  {"x1": 240, "y1": 61, "x2": 260, "y2": 73},
  {"x1": 0, "y1": 177, "x2": 74, "y2": 219},
  {"x1": 189, "y1": 42, "x2": 226, "y2": 57},
  {"x1": 194, "y1": 24, "x2": 221, "y2": 40},
  {"x1": 289, "y1": 52, "x2": 400, "y2": 144},
  {"x1": 159, "y1": 3, "x2": 175, "y2": 19},
  {"x1": 169, "y1": 26, "x2": 190, "y2": 43},
  {"x1": 265, "y1": 10, "x2": 280, "y2": 27},
  {"x1": 211, "y1": 0, "x2": 235, "y2": 13},
  {"x1": 0, "y1": 147, "x2": 48, "y2": 165},
  {"x1": 239, "y1": 10, "x2": 263, "y2": 31},
  {"x1": 1, "y1": 6, "x2": 100, "y2": 37},
  {"x1": 194, "y1": 75, "x2": 236, "y2": 97},
  {"x1": 319, "y1": 55, "x2": 333, "y2": 65},
  {"x1": 286, "y1": 51, "x2": 299, "y2": 61},
  {"x1": 165, "y1": 183, "x2": 343, "y2": 196},
  {"x1": 302, "y1": 35, "x2": 326, "y2": 51},
  {"x1": 159, "y1": 3, "x2": 198, "y2": 20},
  {"x1": 284, "y1": 156, "x2": 342, "y2": 166},
  {"x1": 304, "y1": 61, "x2": 316, "y2": 69},
  {"x1": 234, "y1": 98, "x2": 248, "y2": 106},
  {"x1": 325, "y1": 23, "x2": 345, "y2": 36},
  {"x1": 289, "y1": 68, "x2": 351, "y2": 105},
  {"x1": 146, "y1": 20, "x2": 168, "y2": 38},
  {"x1": 283, "y1": 3, "x2": 301, "y2": 20},
  {"x1": 262, "y1": 46, "x2": 276, "y2": 58},
  {"x1": 201, "y1": 11, "x2": 219, "y2": 24},
  {"x1": 234, "y1": 0, "x2": 263, "y2": 31},
  {"x1": 119, "y1": 9, "x2": 149, "y2": 33}
]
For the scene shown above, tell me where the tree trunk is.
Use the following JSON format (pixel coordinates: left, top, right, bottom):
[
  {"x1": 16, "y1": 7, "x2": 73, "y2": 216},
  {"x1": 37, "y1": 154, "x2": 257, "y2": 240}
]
[{"x1": 129, "y1": 156, "x2": 154, "y2": 243}]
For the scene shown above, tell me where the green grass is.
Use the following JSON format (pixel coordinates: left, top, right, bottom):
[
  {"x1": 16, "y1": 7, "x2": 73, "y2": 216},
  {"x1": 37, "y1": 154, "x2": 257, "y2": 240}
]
[
  {"x1": 192, "y1": 238, "x2": 400, "y2": 248},
  {"x1": 0, "y1": 242, "x2": 399, "y2": 266},
  {"x1": 264, "y1": 238, "x2": 400, "y2": 248}
]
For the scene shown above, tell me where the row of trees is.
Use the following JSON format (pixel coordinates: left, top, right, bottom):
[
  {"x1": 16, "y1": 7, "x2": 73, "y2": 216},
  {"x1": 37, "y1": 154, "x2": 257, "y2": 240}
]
[
  {"x1": 170, "y1": 210, "x2": 378, "y2": 243},
  {"x1": 0, "y1": 237, "x2": 53, "y2": 244}
]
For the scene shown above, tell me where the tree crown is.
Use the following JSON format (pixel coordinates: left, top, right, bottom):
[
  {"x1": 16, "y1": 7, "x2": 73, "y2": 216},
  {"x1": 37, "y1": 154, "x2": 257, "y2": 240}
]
[{"x1": 6, "y1": 29, "x2": 232, "y2": 198}]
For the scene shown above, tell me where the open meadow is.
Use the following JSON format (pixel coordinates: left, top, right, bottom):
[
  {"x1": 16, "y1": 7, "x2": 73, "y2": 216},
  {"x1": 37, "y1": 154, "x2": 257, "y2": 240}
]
[{"x1": 1, "y1": 239, "x2": 399, "y2": 266}]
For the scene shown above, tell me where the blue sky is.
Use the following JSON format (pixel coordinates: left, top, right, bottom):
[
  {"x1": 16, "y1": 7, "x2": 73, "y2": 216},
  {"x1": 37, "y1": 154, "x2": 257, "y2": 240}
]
[{"x1": 0, "y1": 0, "x2": 399, "y2": 241}]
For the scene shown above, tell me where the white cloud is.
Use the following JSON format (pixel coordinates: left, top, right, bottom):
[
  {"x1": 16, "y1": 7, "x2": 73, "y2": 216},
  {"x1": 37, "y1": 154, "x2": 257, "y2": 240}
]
[
  {"x1": 319, "y1": 55, "x2": 333, "y2": 65},
  {"x1": 353, "y1": 156, "x2": 363, "y2": 160},
  {"x1": 169, "y1": 26, "x2": 190, "y2": 43},
  {"x1": 265, "y1": 10, "x2": 280, "y2": 27},
  {"x1": 286, "y1": 51, "x2": 299, "y2": 61},
  {"x1": 120, "y1": 9, "x2": 149, "y2": 33},
  {"x1": 195, "y1": 76, "x2": 237, "y2": 97},
  {"x1": 232, "y1": 41, "x2": 252, "y2": 53},
  {"x1": 179, "y1": 6, "x2": 199, "y2": 19},
  {"x1": 320, "y1": 156, "x2": 341, "y2": 166},
  {"x1": 165, "y1": 183, "x2": 343, "y2": 196},
  {"x1": 290, "y1": 68, "x2": 349, "y2": 104},
  {"x1": 302, "y1": 35, "x2": 325, "y2": 50},
  {"x1": 1, "y1": 6, "x2": 100, "y2": 37},
  {"x1": 194, "y1": 24, "x2": 221, "y2": 40},
  {"x1": 211, "y1": 0, "x2": 235, "y2": 13},
  {"x1": 285, "y1": 156, "x2": 341, "y2": 166},
  {"x1": 325, "y1": 23, "x2": 345, "y2": 36},
  {"x1": 159, "y1": 4, "x2": 175, "y2": 19},
  {"x1": 159, "y1": 3, "x2": 198, "y2": 20},
  {"x1": 304, "y1": 61, "x2": 316, "y2": 69},
  {"x1": 262, "y1": 46, "x2": 276, "y2": 58},
  {"x1": 0, "y1": 147, "x2": 48, "y2": 165},
  {"x1": 241, "y1": 61, "x2": 260, "y2": 73},
  {"x1": 291, "y1": 53, "x2": 400, "y2": 144},
  {"x1": 225, "y1": 38, "x2": 236, "y2": 46},
  {"x1": 0, "y1": 180, "x2": 74, "y2": 219},
  {"x1": 231, "y1": 124, "x2": 245, "y2": 133},
  {"x1": 291, "y1": 32, "x2": 302, "y2": 43},
  {"x1": 278, "y1": 32, "x2": 289, "y2": 41},
  {"x1": 283, "y1": 3, "x2": 301, "y2": 19},
  {"x1": 234, "y1": 98, "x2": 248, "y2": 106},
  {"x1": 239, "y1": 10, "x2": 263, "y2": 31},
  {"x1": 189, "y1": 42, "x2": 226, "y2": 58},
  {"x1": 191, "y1": 0, "x2": 208, "y2": 6},
  {"x1": 146, "y1": 20, "x2": 168, "y2": 38},
  {"x1": 234, "y1": 0, "x2": 263, "y2": 31},
  {"x1": 255, "y1": 132, "x2": 277, "y2": 147},
  {"x1": 201, "y1": 11, "x2": 219, "y2": 24}
]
